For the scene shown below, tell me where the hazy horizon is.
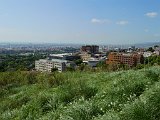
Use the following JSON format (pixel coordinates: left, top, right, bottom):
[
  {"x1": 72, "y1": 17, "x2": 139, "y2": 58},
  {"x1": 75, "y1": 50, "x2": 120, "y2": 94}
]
[{"x1": 0, "y1": 0, "x2": 160, "y2": 44}]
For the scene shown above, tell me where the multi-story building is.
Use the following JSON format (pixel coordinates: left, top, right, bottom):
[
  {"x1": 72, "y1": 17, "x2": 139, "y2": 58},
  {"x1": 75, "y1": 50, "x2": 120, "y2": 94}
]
[
  {"x1": 81, "y1": 45, "x2": 99, "y2": 54},
  {"x1": 154, "y1": 47, "x2": 160, "y2": 56},
  {"x1": 35, "y1": 59, "x2": 51, "y2": 72},
  {"x1": 79, "y1": 52, "x2": 92, "y2": 61},
  {"x1": 106, "y1": 52, "x2": 144, "y2": 67},
  {"x1": 35, "y1": 59, "x2": 68, "y2": 72}
]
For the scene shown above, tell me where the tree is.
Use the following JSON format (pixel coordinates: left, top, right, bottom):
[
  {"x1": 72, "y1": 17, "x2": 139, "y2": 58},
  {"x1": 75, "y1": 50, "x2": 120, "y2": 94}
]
[
  {"x1": 135, "y1": 64, "x2": 145, "y2": 70},
  {"x1": 147, "y1": 47, "x2": 155, "y2": 52},
  {"x1": 74, "y1": 59, "x2": 83, "y2": 65},
  {"x1": 66, "y1": 66, "x2": 75, "y2": 71},
  {"x1": 78, "y1": 63, "x2": 86, "y2": 71},
  {"x1": 51, "y1": 67, "x2": 58, "y2": 72},
  {"x1": 154, "y1": 45, "x2": 159, "y2": 49}
]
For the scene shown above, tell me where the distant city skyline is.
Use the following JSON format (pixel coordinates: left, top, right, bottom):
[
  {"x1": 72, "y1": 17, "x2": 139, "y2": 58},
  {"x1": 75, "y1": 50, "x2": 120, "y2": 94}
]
[{"x1": 0, "y1": 0, "x2": 160, "y2": 44}]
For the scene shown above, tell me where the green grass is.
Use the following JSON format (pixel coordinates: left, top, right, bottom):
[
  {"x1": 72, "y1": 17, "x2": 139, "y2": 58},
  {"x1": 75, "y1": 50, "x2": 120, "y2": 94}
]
[{"x1": 1, "y1": 66, "x2": 160, "y2": 120}]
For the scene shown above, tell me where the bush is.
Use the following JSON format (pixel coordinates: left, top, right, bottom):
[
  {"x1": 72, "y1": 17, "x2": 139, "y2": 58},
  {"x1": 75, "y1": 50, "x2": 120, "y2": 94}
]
[
  {"x1": 25, "y1": 72, "x2": 37, "y2": 84},
  {"x1": 120, "y1": 81, "x2": 160, "y2": 120},
  {"x1": 145, "y1": 70, "x2": 159, "y2": 82}
]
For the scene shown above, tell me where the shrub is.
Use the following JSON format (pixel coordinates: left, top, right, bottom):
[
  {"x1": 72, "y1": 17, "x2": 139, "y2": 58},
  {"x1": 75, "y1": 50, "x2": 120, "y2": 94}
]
[
  {"x1": 145, "y1": 70, "x2": 159, "y2": 82},
  {"x1": 25, "y1": 72, "x2": 37, "y2": 84},
  {"x1": 120, "y1": 82, "x2": 160, "y2": 120}
]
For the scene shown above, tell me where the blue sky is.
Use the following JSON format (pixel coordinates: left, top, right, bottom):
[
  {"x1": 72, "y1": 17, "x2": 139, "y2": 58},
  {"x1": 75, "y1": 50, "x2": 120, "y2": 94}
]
[{"x1": 0, "y1": 0, "x2": 160, "y2": 44}]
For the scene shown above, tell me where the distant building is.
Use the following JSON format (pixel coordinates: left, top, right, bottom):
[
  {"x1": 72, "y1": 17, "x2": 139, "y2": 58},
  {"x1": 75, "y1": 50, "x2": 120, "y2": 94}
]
[
  {"x1": 154, "y1": 47, "x2": 160, "y2": 56},
  {"x1": 81, "y1": 45, "x2": 99, "y2": 54},
  {"x1": 154, "y1": 50, "x2": 160, "y2": 56},
  {"x1": 19, "y1": 53, "x2": 34, "y2": 56},
  {"x1": 49, "y1": 53, "x2": 80, "y2": 61},
  {"x1": 51, "y1": 59, "x2": 68, "y2": 72},
  {"x1": 137, "y1": 48, "x2": 145, "y2": 52},
  {"x1": 35, "y1": 59, "x2": 75, "y2": 72},
  {"x1": 81, "y1": 55, "x2": 106, "y2": 67},
  {"x1": 143, "y1": 52, "x2": 153, "y2": 57},
  {"x1": 127, "y1": 46, "x2": 136, "y2": 53},
  {"x1": 106, "y1": 52, "x2": 144, "y2": 67},
  {"x1": 79, "y1": 53, "x2": 92, "y2": 61},
  {"x1": 83, "y1": 58, "x2": 99, "y2": 67},
  {"x1": 35, "y1": 59, "x2": 53, "y2": 72}
]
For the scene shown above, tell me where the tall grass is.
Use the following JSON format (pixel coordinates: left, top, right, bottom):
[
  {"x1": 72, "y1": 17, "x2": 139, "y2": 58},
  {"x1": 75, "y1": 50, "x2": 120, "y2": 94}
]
[{"x1": 1, "y1": 66, "x2": 160, "y2": 120}]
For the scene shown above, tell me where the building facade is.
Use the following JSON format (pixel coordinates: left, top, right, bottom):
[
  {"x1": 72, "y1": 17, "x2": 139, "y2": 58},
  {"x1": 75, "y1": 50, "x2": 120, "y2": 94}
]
[
  {"x1": 35, "y1": 59, "x2": 68, "y2": 72},
  {"x1": 106, "y1": 52, "x2": 144, "y2": 67},
  {"x1": 81, "y1": 45, "x2": 99, "y2": 54},
  {"x1": 79, "y1": 53, "x2": 92, "y2": 61}
]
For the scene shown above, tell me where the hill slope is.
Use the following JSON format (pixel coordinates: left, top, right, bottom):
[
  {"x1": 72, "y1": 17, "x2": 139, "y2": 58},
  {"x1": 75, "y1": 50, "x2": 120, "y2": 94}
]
[{"x1": 1, "y1": 67, "x2": 160, "y2": 120}]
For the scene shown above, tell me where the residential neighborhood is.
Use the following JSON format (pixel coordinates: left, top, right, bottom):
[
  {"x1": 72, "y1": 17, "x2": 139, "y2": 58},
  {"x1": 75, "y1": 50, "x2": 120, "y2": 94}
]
[{"x1": 35, "y1": 44, "x2": 160, "y2": 72}]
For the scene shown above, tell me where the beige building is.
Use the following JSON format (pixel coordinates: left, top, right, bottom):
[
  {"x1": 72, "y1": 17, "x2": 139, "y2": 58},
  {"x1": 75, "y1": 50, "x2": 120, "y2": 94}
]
[{"x1": 79, "y1": 52, "x2": 92, "y2": 61}]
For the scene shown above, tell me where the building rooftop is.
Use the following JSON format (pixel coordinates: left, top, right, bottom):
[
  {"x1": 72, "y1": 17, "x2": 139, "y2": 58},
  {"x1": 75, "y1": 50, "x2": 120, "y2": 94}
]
[
  {"x1": 36, "y1": 59, "x2": 49, "y2": 62},
  {"x1": 51, "y1": 59, "x2": 67, "y2": 63},
  {"x1": 36, "y1": 58, "x2": 68, "y2": 63},
  {"x1": 110, "y1": 52, "x2": 141, "y2": 56},
  {"x1": 50, "y1": 53, "x2": 72, "y2": 57}
]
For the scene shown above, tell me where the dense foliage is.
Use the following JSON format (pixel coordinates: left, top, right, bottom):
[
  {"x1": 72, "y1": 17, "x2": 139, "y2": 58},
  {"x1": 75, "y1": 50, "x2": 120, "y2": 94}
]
[
  {"x1": 0, "y1": 54, "x2": 46, "y2": 72},
  {"x1": 1, "y1": 66, "x2": 160, "y2": 120},
  {"x1": 145, "y1": 55, "x2": 160, "y2": 65}
]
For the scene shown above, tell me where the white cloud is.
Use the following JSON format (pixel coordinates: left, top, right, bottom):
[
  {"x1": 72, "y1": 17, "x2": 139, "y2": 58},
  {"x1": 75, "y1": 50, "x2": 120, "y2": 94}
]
[
  {"x1": 116, "y1": 20, "x2": 129, "y2": 25},
  {"x1": 145, "y1": 12, "x2": 158, "y2": 18},
  {"x1": 91, "y1": 18, "x2": 111, "y2": 24}
]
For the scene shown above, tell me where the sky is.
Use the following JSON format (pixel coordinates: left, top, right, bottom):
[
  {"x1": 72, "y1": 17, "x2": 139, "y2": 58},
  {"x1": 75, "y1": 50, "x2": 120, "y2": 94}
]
[{"x1": 0, "y1": 0, "x2": 160, "y2": 45}]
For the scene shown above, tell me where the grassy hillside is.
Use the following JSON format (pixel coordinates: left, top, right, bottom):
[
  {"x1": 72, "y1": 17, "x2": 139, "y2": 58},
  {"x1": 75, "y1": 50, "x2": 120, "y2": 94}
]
[{"x1": 1, "y1": 66, "x2": 160, "y2": 120}]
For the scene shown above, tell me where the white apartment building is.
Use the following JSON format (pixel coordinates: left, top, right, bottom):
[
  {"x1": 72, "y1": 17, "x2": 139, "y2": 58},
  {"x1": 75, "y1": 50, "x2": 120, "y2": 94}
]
[
  {"x1": 51, "y1": 59, "x2": 67, "y2": 72},
  {"x1": 35, "y1": 59, "x2": 67, "y2": 72}
]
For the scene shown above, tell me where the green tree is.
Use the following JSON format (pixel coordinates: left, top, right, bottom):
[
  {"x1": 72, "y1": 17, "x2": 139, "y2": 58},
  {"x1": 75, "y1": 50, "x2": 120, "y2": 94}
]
[
  {"x1": 51, "y1": 67, "x2": 58, "y2": 72},
  {"x1": 147, "y1": 47, "x2": 155, "y2": 52},
  {"x1": 74, "y1": 59, "x2": 83, "y2": 65}
]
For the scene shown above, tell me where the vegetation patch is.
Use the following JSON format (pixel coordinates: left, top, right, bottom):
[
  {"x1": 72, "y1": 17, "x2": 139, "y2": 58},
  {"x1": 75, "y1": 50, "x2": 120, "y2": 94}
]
[{"x1": 1, "y1": 66, "x2": 160, "y2": 120}]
